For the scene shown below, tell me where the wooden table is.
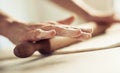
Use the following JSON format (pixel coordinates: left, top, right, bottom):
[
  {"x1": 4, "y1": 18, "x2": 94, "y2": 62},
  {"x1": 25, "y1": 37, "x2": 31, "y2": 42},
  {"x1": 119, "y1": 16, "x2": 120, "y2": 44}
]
[{"x1": 0, "y1": 24, "x2": 120, "y2": 73}]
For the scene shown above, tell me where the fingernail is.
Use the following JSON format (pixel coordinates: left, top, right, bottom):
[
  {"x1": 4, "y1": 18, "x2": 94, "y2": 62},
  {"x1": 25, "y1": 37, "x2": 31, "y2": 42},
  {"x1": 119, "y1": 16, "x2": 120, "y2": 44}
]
[
  {"x1": 75, "y1": 32, "x2": 91, "y2": 41},
  {"x1": 36, "y1": 30, "x2": 56, "y2": 39}
]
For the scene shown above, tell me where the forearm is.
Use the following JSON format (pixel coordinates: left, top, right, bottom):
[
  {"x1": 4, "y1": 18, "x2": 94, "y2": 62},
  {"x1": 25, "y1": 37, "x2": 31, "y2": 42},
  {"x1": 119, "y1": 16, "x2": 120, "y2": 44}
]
[
  {"x1": 0, "y1": 11, "x2": 29, "y2": 45},
  {"x1": 0, "y1": 18, "x2": 10, "y2": 36},
  {"x1": 0, "y1": 10, "x2": 14, "y2": 36}
]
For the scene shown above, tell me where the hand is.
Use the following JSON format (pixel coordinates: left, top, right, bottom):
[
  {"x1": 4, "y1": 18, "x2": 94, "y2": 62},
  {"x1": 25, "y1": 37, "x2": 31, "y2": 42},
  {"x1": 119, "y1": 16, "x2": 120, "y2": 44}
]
[{"x1": 6, "y1": 16, "x2": 92, "y2": 45}]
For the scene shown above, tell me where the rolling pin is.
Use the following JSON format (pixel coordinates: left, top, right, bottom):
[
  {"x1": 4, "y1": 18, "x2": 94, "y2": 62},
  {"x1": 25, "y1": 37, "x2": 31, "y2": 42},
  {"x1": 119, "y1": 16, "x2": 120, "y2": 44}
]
[{"x1": 14, "y1": 37, "x2": 78, "y2": 58}]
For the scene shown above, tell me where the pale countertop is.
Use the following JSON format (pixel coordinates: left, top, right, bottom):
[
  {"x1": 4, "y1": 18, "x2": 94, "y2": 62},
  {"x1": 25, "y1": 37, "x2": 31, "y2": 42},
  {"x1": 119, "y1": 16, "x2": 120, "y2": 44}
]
[
  {"x1": 0, "y1": 24, "x2": 120, "y2": 73},
  {"x1": 0, "y1": 0, "x2": 120, "y2": 73}
]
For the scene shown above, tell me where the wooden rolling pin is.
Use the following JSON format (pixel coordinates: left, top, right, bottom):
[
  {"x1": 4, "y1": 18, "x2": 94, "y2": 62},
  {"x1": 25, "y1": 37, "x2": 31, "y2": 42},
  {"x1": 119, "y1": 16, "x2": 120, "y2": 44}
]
[{"x1": 14, "y1": 37, "x2": 78, "y2": 58}]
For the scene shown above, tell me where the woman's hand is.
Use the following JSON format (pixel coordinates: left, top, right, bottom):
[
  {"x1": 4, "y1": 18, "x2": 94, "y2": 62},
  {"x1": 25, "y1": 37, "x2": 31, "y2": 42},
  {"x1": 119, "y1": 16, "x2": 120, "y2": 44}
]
[{"x1": 3, "y1": 16, "x2": 92, "y2": 45}]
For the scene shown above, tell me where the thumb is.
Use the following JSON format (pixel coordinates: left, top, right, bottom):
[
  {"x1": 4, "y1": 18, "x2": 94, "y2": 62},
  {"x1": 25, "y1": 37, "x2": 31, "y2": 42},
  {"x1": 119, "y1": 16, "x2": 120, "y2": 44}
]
[{"x1": 57, "y1": 15, "x2": 75, "y2": 25}]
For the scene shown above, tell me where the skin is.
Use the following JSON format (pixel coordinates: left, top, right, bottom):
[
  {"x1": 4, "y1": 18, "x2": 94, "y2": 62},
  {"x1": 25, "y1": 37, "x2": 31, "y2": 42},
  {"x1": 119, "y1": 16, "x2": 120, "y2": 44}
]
[
  {"x1": 0, "y1": 10, "x2": 92, "y2": 58},
  {"x1": 1, "y1": 0, "x2": 120, "y2": 58},
  {"x1": 0, "y1": 12, "x2": 92, "y2": 45}
]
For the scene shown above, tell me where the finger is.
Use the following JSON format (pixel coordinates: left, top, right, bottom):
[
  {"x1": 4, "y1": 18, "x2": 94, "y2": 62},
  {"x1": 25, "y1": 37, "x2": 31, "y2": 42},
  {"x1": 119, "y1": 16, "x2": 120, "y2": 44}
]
[
  {"x1": 56, "y1": 28, "x2": 82, "y2": 38},
  {"x1": 57, "y1": 16, "x2": 75, "y2": 25},
  {"x1": 23, "y1": 29, "x2": 56, "y2": 41},
  {"x1": 80, "y1": 27, "x2": 93, "y2": 33},
  {"x1": 70, "y1": 24, "x2": 93, "y2": 33},
  {"x1": 40, "y1": 24, "x2": 92, "y2": 38},
  {"x1": 53, "y1": 24, "x2": 82, "y2": 37},
  {"x1": 74, "y1": 32, "x2": 92, "y2": 41},
  {"x1": 43, "y1": 16, "x2": 75, "y2": 25},
  {"x1": 36, "y1": 29, "x2": 56, "y2": 40}
]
